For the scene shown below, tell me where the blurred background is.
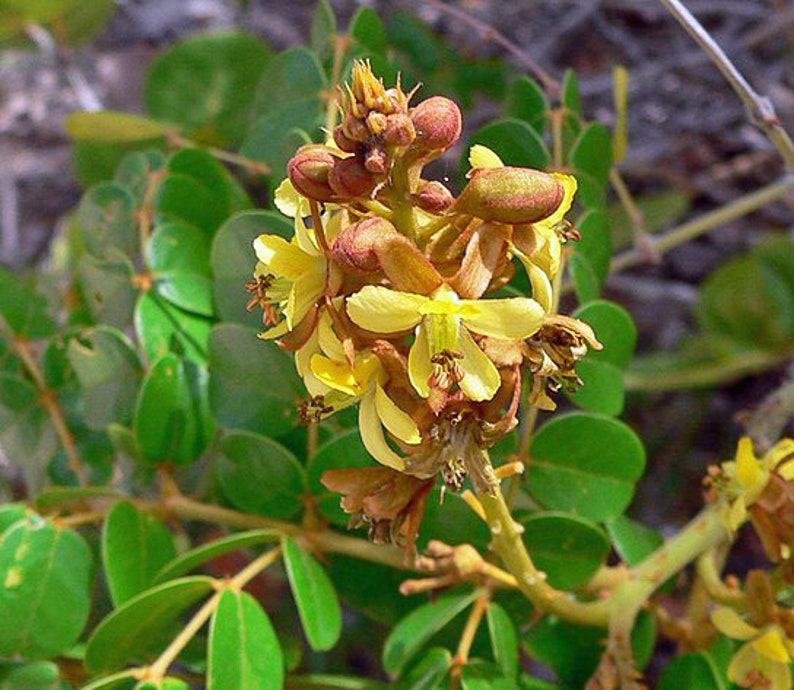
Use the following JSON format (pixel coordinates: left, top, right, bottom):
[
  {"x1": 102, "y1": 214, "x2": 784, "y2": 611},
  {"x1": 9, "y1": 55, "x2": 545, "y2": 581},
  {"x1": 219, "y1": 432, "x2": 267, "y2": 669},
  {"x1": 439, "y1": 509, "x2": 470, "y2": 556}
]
[{"x1": 2, "y1": 0, "x2": 793, "y2": 543}]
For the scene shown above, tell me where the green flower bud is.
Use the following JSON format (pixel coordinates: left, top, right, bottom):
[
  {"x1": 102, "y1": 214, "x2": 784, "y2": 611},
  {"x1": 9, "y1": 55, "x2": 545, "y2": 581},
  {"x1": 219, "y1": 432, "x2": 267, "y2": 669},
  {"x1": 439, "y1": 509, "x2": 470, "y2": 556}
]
[{"x1": 454, "y1": 166, "x2": 565, "y2": 224}]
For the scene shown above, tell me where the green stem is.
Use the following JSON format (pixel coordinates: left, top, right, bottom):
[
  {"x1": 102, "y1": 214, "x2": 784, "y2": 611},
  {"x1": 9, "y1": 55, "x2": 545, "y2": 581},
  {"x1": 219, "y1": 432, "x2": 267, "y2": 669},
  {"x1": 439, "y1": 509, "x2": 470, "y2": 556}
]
[
  {"x1": 610, "y1": 176, "x2": 794, "y2": 274},
  {"x1": 625, "y1": 349, "x2": 791, "y2": 392},
  {"x1": 388, "y1": 158, "x2": 418, "y2": 240},
  {"x1": 477, "y1": 477, "x2": 610, "y2": 627}
]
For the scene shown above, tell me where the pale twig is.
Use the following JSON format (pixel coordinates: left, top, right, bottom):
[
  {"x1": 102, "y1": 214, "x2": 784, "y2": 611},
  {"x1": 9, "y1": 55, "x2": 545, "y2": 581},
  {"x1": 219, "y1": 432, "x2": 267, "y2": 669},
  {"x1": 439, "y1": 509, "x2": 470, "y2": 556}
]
[{"x1": 660, "y1": 0, "x2": 794, "y2": 170}]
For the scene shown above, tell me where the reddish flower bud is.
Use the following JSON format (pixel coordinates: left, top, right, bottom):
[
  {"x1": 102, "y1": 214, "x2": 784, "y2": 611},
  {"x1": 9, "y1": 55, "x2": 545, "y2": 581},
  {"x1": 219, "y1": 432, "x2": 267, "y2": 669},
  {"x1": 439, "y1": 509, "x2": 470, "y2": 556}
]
[
  {"x1": 333, "y1": 125, "x2": 361, "y2": 153},
  {"x1": 331, "y1": 217, "x2": 398, "y2": 274},
  {"x1": 287, "y1": 145, "x2": 337, "y2": 202},
  {"x1": 342, "y1": 113, "x2": 370, "y2": 142},
  {"x1": 412, "y1": 180, "x2": 455, "y2": 214},
  {"x1": 366, "y1": 111, "x2": 388, "y2": 136},
  {"x1": 454, "y1": 166, "x2": 565, "y2": 224},
  {"x1": 408, "y1": 96, "x2": 462, "y2": 157},
  {"x1": 364, "y1": 147, "x2": 389, "y2": 175},
  {"x1": 329, "y1": 156, "x2": 377, "y2": 198},
  {"x1": 383, "y1": 113, "x2": 416, "y2": 147}
]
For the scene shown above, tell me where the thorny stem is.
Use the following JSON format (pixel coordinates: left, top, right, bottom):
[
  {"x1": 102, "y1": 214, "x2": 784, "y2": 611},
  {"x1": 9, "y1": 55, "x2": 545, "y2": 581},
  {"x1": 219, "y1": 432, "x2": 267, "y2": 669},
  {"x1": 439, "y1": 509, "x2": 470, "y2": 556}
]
[
  {"x1": 609, "y1": 175, "x2": 794, "y2": 275},
  {"x1": 660, "y1": 0, "x2": 794, "y2": 171},
  {"x1": 1, "y1": 325, "x2": 88, "y2": 486},
  {"x1": 146, "y1": 547, "x2": 283, "y2": 681}
]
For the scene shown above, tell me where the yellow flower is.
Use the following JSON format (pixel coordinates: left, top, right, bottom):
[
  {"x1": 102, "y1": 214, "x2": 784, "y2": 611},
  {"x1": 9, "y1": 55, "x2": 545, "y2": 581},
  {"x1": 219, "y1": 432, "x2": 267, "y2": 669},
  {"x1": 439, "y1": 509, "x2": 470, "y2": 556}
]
[
  {"x1": 252, "y1": 180, "x2": 343, "y2": 339},
  {"x1": 346, "y1": 284, "x2": 544, "y2": 402},
  {"x1": 310, "y1": 349, "x2": 421, "y2": 472},
  {"x1": 719, "y1": 437, "x2": 794, "y2": 531},
  {"x1": 712, "y1": 606, "x2": 794, "y2": 690},
  {"x1": 467, "y1": 145, "x2": 576, "y2": 311}
]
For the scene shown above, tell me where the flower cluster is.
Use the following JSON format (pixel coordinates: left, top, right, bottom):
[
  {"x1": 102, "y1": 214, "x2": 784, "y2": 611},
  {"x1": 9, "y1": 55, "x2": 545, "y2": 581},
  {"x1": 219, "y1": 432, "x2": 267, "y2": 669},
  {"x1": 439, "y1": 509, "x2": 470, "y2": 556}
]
[{"x1": 248, "y1": 62, "x2": 597, "y2": 556}]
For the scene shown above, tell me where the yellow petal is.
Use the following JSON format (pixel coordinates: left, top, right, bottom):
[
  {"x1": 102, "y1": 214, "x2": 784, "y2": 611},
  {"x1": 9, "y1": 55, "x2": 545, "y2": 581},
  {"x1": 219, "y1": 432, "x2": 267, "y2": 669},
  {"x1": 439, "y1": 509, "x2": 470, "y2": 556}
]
[
  {"x1": 753, "y1": 629, "x2": 792, "y2": 663},
  {"x1": 258, "y1": 320, "x2": 290, "y2": 340},
  {"x1": 374, "y1": 384, "x2": 421, "y2": 445},
  {"x1": 359, "y1": 392, "x2": 406, "y2": 471},
  {"x1": 736, "y1": 436, "x2": 765, "y2": 490},
  {"x1": 727, "y1": 643, "x2": 762, "y2": 686},
  {"x1": 469, "y1": 144, "x2": 504, "y2": 170},
  {"x1": 285, "y1": 268, "x2": 326, "y2": 328},
  {"x1": 711, "y1": 606, "x2": 759, "y2": 641},
  {"x1": 457, "y1": 326, "x2": 501, "y2": 401},
  {"x1": 527, "y1": 262, "x2": 553, "y2": 311},
  {"x1": 537, "y1": 173, "x2": 577, "y2": 228},
  {"x1": 294, "y1": 213, "x2": 321, "y2": 256},
  {"x1": 766, "y1": 439, "x2": 794, "y2": 478},
  {"x1": 311, "y1": 354, "x2": 363, "y2": 397},
  {"x1": 274, "y1": 178, "x2": 309, "y2": 218},
  {"x1": 254, "y1": 234, "x2": 317, "y2": 280},
  {"x1": 530, "y1": 222, "x2": 562, "y2": 277},
  {"x1": 317, "y1": 311, "x2": 346, "y2": 360},
  {"x1": 425, "y1": 313, "x2": 462, "y2": 355},
  {"x1": 461, "y1": 297, "x2": 545, "y2": 340},
  {"x1": 728, "y1": 497, "x2": 748, "y2": 531},
  {"x1": 408, "y1": 323, "x2": 433, "y2": 398},
  {"x1": 347, "y1": 286, "x2": 426, "y2": 333}
]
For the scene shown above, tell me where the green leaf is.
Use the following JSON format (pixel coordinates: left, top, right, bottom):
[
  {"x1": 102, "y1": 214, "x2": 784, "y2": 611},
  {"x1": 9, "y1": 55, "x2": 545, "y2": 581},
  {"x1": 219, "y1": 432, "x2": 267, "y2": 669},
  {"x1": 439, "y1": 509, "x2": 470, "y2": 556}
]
[
  {"x1": 398, "y1": 648, "x2": 452, "y2": 690},
  {"x1": 569, "y1": 210, "x2": 611, "y2": 303},
  {"x1": 310, "y1": 0, "x2": 337, "y2": 61},
  {"x1": 566, "y1": 300, "x2": 636, "y2": 417},
  {"x1": 73, "y1": 140, "x2": 164, "y2": 188},
  {"x1": 148, "y1": 221, "x2": 214, "y2": 317},
  {"x1": 605, "y1": 515, "x2": 663, "y2": 566},
  {"x1": 77, "y1": 182, "x2": 138, "y2": 260},
  {"x1": 67, "y1": 327, "x2": 142, "y2": 430},
  {"x1": 283, "y1": 536, "x2": 342, "y2": 652},
  {"x1": 208, "y1": 590, "x2": 283, "y2": 690},
  {"x1": 506, "y1": 76, "x2": 548, "y2": 134},
  {"x1": 420, "y1": 489, "x2": 490, "y2": 552},
  {"x1": 153, "y1": 529, "x2": 280, "y2": 584},
  {"x1": 114, "y1": 149, "x2": 166, "y2": 204},
  {"x1": 58, "y1": 0, "x2": 115, "y2": 45},
  {"x1": 522, "y1": 617, "x2": 602, "y2": 688},
  {"x1": 79, "y1": 253, "x2": 137, "y2": 329},
  {"x1": 134, "y1": 292, "x2": 212, "y2": 364},
  {"x1": 308, "y1": 430, "x2": 377, "y2": 526},
  {"x1": 145, "y1": 31, "x2": 273, "y2": 147},
  {"x1": 487, "y1": 603, "x2": 519, "y2": 679},
  {"x1": 561, "y1": 69, "x2": 582, "y2": 118},
  {"x1": 461, "y1": 661, "x2": 519, "y2": 690},
  {"x1": 0, "y1": 661, "x2": 62, "y2": 690},
  {"x1": 66, "y1": 111, "x2": 170, "y2": 143},
  {"x1": 79, "y1": 669, "x2": 138, "y2": 690},
  {"x1": 351, "y1": 7, "x2": 387, "y2": 56},
  {"x1": 383, "y1": 590, "x2": 478, "y2": 676},
  {"x1": 657, "y1": 653, "x2": 721, "y2": 690},
  {"x1": 526, "y1": 412, "x2": 645, "y2": 521},
  {"x1": 571, "y1": 123, "x2": 613, "y2": 188},
  {"x1": 574, "y1": 301, "x2": 637, "y2": 369},
  {"x1": 133, "y1": 353, "x2": 215, "y2": 465},
  {"x1": 217, "y1": 432, "x2": 306, "y2": 520},
  {"x1": 465, "y1": 119, "x2": 550, "y2": 173},
  {"x1": 574, "y1": 170, "x2": 607, "y2": 212},
  {"x1": 85, "y1": 576, "x2": 215, "y2": 673},
  {"x1": 154, "y1": 174, "x2": 228, "y2": 236},
  {"x1": 0, "y1": 267, "x2": 56, "y2": 339},
  {"x1": 35, "y1": 485, "x2": 122, "y2": 511},
  {"x1": 697, "y1": 254, "x2": 794, "y2": 349},
  {"x1": 612, "y1": 66, "x2": 630, "y2": 164},
  {"x1": 0, "y1": 518, "x2": 93, "y2": 659},
  {"x1": 167, "y1": 148, "x2": 251, "y2": 215},
  {"x1": 252, "y1": 47, "x2": 326, "y2": 119},
  {"x1": 241, "y1": 100, "x2": 323, "y2": 180},
  {"x1": 0, "y1": 504, "x2": 27, "y2": 536},
  {"x1": 135, "y1": 678, "x2": 190, "y2": 690},
  {"x1": 102, "y1": 501, "x2": 177, "y2": 607},
  {"x1": 632, "y1": 610, "x2": 657, "y2": 670},
  {"x1": 519, "y1": 513, "x2": 610, "y2": 590},
  {"x1": 208, "y1": 323, "x2": 302, "y2": 436},
  {"x1": 211, "y1": 211, "x2": 292, "y2": 326}
]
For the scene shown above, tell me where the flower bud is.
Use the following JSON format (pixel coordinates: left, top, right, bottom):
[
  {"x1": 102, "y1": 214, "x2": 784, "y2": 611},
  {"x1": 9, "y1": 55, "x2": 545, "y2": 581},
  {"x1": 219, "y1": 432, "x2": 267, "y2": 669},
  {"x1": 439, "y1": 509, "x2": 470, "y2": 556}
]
[
  {"x1": 364, "y1": 147, "x2": 389, "y2": 175},
  {"x1": 342, "y1": 113, "x2": 370, "y2": 143},
  {"x1": 331, "y1": 217, "x2": 398, "y2": 274},
  {"x1": 333, "y1": 125, "x2": 362, "y2": 153},
  {"x1": 287, "y1": 145, "x2": 337, "y2": 203},
  {"x1": 383, "y1": 113, "x2": 416, "y2": 147},
  {"x1": 412, "y1": 180, "x2": 455, "y2": 214},
  {"x1": 366, "y1": 111, "x2": 388, "y2": 136},
  {"x1": 408, "y1": 96, "x2": 462, "y2": 157},
  {"x1": 454, "y1": 166, "x2": 565, "y2": 225},
  {"x1": 329, "y1": 156, "x2": 377, "y2": 199}
]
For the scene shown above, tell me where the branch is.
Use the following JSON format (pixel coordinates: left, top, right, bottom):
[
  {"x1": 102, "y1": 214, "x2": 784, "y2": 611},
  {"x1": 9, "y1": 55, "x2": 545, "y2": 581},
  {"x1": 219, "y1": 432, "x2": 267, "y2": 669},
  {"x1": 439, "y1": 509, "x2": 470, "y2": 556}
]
[{"x1": 660, "y1": 0, "x2": 794, "y2": 170}]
